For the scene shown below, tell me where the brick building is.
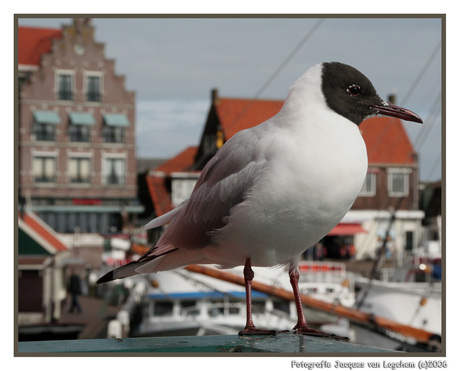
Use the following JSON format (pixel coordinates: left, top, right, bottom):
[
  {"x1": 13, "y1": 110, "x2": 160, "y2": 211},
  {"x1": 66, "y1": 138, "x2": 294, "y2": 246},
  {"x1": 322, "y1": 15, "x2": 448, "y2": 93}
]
[{"x1": 18, "y1": 19, "x2": 143, "y2": 236}]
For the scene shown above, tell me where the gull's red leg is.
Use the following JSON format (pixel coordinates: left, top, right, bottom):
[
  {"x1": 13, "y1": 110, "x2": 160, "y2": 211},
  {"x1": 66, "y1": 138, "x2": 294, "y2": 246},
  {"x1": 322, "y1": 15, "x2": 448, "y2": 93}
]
[
  {"x1": 289, "y1": 264, "x2": 348, "y2": 340},
  {"x1": 238, "y1": 258, "x2": 276, "y2": 336}
]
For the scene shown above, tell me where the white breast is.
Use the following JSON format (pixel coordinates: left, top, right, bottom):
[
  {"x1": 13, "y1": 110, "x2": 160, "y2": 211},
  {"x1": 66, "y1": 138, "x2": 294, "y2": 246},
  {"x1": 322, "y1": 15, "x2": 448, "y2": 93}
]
[{"x1": 204, "y1": 110, "x2": 368, "y2": 268}]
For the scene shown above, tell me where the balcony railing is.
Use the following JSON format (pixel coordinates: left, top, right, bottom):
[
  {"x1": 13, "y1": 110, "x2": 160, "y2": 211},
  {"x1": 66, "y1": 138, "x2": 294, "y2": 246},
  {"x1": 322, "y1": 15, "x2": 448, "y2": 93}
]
[
  {"x1": 34, "y1": 130, "x2": 55, "y2": 141},
  {"x1": 106, "y1": 174, "x2": 125, "y2": 185},
  {"x1": 103, "y1": 131, "x2": 125, "y2": 143},
  {"x1": 69, "y1": 132, "x2": 90, "y2": 142},
  {"x1": 58, "y1": 90, "x2": 73, "y2": 100},
  {"x1": 86, "y1": 91, "x2": 101, "y2": 102},
  {"x1": 34, "y1": 175, "x2": 55, "y2": 183}
]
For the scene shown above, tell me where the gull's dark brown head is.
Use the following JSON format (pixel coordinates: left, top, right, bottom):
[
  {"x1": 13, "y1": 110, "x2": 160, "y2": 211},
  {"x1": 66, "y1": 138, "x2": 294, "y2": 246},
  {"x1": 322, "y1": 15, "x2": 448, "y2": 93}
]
[{"x1": 321, "y1": 62, "x2": 423, "y2": 125}]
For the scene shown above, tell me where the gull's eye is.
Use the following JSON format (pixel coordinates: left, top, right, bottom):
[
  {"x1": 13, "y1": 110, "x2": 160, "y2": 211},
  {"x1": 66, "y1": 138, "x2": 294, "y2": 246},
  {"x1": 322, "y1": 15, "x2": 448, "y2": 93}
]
[{"x1": 347, "y1": 84, "x2": 361, "y2": 96}]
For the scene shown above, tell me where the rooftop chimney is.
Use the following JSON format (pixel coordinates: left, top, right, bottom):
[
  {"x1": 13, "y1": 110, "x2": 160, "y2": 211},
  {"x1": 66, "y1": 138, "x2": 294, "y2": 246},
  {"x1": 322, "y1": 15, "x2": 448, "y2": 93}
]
[{"x1": 211, "y1": 88, "x2": 219, "y2": 104}]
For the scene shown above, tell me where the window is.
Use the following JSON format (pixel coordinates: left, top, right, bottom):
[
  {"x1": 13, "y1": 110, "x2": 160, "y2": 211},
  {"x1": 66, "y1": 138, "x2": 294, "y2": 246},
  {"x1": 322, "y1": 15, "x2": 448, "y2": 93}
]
[
  {"x1": 86, "y1": 75, "x2": 101, "y2": 102},
  {"x1": 32, "y1": 111, "x2": 60, "y2": 141},
  {"x1": 68, "y1": 157, "x2": 91, "y2": 184},
  {"x1": 102, "y1": 114, "x2": 129, "y2": 143},
  {"x1": 68, "y1": 112, "x2": 95, "y2": 142},
  {"x1": 58, "y1": 73, "x2": 73, "y2": 100},
  {"x1": 33, "y1": 156, "x2": 56, "y2": 183},
  {"x1": 405, "y1": 231, "x2": 414, "y2": 251},
  {"x1": 208, "y1": 307, "x2": 224, "y2": 317},
  {"x1": 171, "y1": 177, "x2": 199, "y2": 206},
  {"x1": 153, "y1": 302, "x2": 173, "y2": 316},
  {"x1": 33, "y1": 123, "x2": 55, "y2": 141},
  {"x1": 388, "y1": 169, "x2": 411, "y2": 197},
  {"x1": 68, "y1": 124, "x2": 90, "y2": 142},
  {"x1": 273, "y1": 300, "x2": 291, "y2": 315},
  {"x1": 359, "y1": 172, "x2": 376, "y2": 196},
  {"x1": 104, "y1": 157, "x2": 125, "y2": 185},
  {"x1": 103, "y1": 126, "x2": 125, "y2": 143},
  {"x1": 39, "y1": 211, "x2": 118, "y2": 234}
]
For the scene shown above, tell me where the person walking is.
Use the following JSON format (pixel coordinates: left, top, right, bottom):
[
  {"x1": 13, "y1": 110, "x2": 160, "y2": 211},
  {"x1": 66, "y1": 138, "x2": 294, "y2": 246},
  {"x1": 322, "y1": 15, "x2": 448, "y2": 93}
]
[{"x1": 68, "y1": 270, "x2": 82, "y2": 314}]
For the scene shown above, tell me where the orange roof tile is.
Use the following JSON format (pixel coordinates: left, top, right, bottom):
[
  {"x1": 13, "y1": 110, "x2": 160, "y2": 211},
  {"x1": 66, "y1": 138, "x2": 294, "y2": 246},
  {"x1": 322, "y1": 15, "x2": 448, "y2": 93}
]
[
  {"x1": 215, "y1": 98, "x2": 283, "y2": 139},
  {"x1": 19, "y1": 211, "x2": 68, "y2": 252},
  {"x1": 360, "y1": 116, "x2": 416, "y2": 165},
  {"x1": 18, "y1": 26, "x2": 62, "y2": 66},
  {"x1": 156, "y1": 146, "x2": 198, "y2": 173},
  {"x1": 146, "y1": 175, "x2": 173, "y2": 216}
]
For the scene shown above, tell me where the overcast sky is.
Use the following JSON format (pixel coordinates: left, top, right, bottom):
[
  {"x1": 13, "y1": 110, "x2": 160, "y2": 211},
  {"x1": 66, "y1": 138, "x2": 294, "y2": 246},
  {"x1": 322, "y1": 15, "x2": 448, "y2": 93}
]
[{"x1": 17, "y1": 16, "x2": 443, "y2": 181}]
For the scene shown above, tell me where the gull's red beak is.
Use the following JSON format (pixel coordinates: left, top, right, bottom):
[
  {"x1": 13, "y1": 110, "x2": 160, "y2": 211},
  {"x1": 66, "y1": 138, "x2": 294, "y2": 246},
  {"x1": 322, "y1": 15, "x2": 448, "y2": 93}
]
[{"x1": 372, "y1": 102, "x2": 423, "y2": 124}]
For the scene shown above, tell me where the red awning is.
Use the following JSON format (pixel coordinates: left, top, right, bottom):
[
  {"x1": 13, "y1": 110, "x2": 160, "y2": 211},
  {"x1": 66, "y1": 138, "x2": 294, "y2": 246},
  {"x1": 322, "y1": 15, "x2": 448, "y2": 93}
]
[{"x1": 328, "y1": 223, "x2": 367, "y2": 236}]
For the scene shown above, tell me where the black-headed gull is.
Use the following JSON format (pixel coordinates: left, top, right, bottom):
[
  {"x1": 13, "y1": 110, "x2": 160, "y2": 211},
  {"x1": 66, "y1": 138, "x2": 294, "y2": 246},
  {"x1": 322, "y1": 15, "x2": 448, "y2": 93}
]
[{"x1": 98, "y1": 62, "x2": 422, "y2": 337}]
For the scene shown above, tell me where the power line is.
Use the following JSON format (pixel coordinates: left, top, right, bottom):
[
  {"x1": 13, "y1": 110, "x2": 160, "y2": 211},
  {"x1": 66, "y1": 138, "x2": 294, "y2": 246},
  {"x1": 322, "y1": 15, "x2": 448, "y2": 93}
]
[
  {"x1": 412, "y1": 91, "x2": 442, "y2": 152},
  {"x1": 252, "y1": 18, "x2": 325, "y2": 100},
  {"x1": 366, "y1": 40, "x2": 441, "y2": 162},
  {"x1": 352, "y1": 67, "x2": 441, "y2": 260},
  {"x1": 224, "y1": 19, "x2": 325, "y2": 136},
  {"x1": 400, "y1": 40, "x2": 441, "y2": 106},
  {"x1": 426, "y1": 151, "x2": 442, "y2": 181}
]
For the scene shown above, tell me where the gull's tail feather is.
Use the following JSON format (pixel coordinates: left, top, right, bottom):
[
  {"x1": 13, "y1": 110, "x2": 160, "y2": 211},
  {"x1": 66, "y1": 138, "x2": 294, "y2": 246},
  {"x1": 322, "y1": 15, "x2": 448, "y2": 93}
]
[
  {"x1": 96, "y1": 260, "x2": 147, "y2": 284},
  {"x1": 96, "y1": 246, "x2": 179, "y2": 284},
  {"x1": 96, "y1": 247, "x2": 211, "y2": 284}
]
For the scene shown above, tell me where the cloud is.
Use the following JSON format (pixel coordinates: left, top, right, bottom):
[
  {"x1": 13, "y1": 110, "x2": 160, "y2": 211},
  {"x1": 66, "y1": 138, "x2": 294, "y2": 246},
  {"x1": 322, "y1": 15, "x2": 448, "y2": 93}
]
[{"x1": 136, "y1": 99, "x2": 209, "y2": 158}]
